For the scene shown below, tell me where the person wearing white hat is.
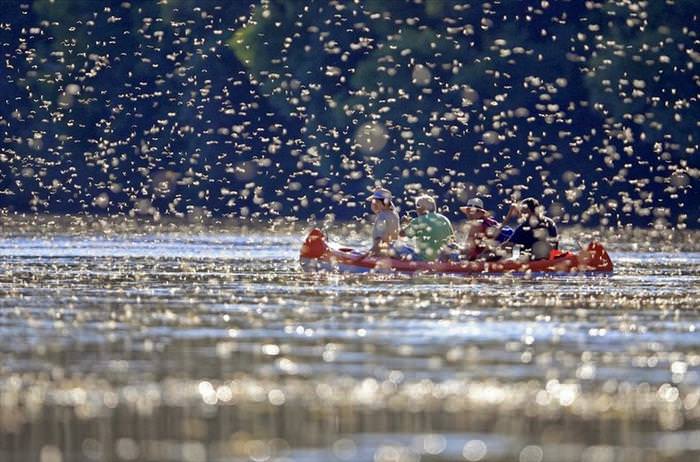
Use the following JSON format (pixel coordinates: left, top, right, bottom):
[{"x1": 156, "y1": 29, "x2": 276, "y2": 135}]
[
  {"x1": 459, "y1": 197, "x2": 513, "y2": 260},
  {"x1": 403, "y1": 194, "x2": 456, "y2": 261},
  {"x1": 366, "y1": 187, "x2": 400, "y2": 255}
]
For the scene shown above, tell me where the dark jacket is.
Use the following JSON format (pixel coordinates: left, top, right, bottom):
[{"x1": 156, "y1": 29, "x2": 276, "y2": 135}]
[{"x1": 508, "y1": 215, "x2": 559, "y2": 259}]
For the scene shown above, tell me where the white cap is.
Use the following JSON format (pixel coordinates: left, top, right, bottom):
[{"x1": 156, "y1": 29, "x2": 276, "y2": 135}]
[
  {"x1": 466, "y1": 197, "x2": 484, "y2": 209},
  {"x1": 460, "y1": 197, "x2": 486, "y2": 215},
  {"x1": 415, "y1": 195, "x2": 436, "y2": 212}
]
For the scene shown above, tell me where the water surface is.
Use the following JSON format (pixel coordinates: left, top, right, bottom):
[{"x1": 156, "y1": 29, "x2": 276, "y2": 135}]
[{"x1": 0, "y1": 224, "x2": 699, "y2": 462}]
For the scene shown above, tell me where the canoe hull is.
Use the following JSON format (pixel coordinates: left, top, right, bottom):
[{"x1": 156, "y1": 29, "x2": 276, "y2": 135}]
[{"x1": 299, "y1": 228, "x2": 613, "y2": 275}]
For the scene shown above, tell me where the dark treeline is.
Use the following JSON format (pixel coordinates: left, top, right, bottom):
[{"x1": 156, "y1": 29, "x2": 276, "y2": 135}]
[{"x1": 0, "y1": 0, "x2": 697, "y2": 228}]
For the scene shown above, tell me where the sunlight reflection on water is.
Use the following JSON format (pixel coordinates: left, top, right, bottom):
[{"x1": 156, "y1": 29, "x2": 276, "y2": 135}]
[{"x1": 0, "y1": 227, "x2": 699, "y2": 461}]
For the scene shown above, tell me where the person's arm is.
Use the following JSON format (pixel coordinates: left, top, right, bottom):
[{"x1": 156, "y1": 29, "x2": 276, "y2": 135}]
[
  {"x1": 492, "y1": 204, "x2": 517, "y2": 241},
  {"x1": 447, "y1": 218, "x2": 457, "y2": 243},
  {"x1": 496, "y1": 203, "x2": 521, "y2": 245},
  {"x1": 370, "y1": 236, "x2": 385, "y2": 254},
  {"x1": 462, "y1": 223, "x2": 479, "y2": 255},
  {"x1": 500, "y1": 225, "x2": 523, "y2": 249},
  {"x1": 399, "y1": 213, "x2": 412, "y2": 237},
  {"x1": 502, "y1": 203, "x2": 520, "y2": 225},
  {"x1": 353, "y1": 235, "x2": 381, "y2": 261}
]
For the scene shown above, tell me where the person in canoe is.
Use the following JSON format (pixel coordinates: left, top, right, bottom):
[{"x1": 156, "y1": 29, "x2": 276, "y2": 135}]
[
  {"x1": 365, "y1": 187, "x2": 401, "y2": 257},
  {"x1": 458, "y1": 197, "x2": 513, "y2": 260},
  {"x1": 500, "y1": 197, "x2": 559, "y2": 260},
  {"x1": 403, "y1": 194, "x2": 456, "y2": 261}
]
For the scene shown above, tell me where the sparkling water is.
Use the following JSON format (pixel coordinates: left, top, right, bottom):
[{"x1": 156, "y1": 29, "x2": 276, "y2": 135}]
[{"x1": 0, "y1": 221, "x2": 698, "y2": 461}]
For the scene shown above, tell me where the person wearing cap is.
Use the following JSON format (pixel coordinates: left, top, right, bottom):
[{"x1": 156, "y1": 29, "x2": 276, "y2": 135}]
[
  {"x1": 366, "y1": 188, "x2": 401, "y2": 256},
  {"x1": 459, "y1": 197, "x2": 513, "y2": 260},
  {"x1": 403, "y1": 194, "x2": 455, "y2": 261},
  {"x1": 501, "y1": 197, "x2": 559, "y2": 260}
]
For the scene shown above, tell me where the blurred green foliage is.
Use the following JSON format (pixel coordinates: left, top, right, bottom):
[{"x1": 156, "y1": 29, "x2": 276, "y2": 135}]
[{"x1": 0, "y1": 0, "x2": 697, "y2": 227}]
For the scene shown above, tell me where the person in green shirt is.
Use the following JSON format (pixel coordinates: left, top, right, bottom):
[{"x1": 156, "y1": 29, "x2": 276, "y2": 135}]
[{"x1": 403, "y1": 195, "x2": 456, "y2": 261}]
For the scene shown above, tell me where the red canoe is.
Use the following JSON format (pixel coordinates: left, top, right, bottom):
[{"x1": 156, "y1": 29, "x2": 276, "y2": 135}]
[{"x1": 299, "y1": 228, "x2": 613, "y2": 275}]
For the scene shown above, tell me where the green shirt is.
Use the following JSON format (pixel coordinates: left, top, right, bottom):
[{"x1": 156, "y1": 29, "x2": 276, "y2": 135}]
[{"x1": 405, "y1": 212, "x2": 455, "y2": 261}]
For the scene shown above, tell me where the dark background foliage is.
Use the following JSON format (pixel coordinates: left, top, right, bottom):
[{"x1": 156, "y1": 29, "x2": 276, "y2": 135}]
[{"x1": 1, "y1": 0, "x2": 697, "y2": 227}]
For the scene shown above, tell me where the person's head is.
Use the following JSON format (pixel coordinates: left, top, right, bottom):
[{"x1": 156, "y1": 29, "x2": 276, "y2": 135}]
[
  {"x1": 459, "y1": 197, "x2": 487, "y2": 220},
  {"x1": 519, "y1": 197, "x2": 541, "y2": 217},
  {"x1": 367, "y1": 188, "x2": 394, "y2": 213},
  {"x1": 414, "y1": 195, "x2": 436, "y2": 215}
]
